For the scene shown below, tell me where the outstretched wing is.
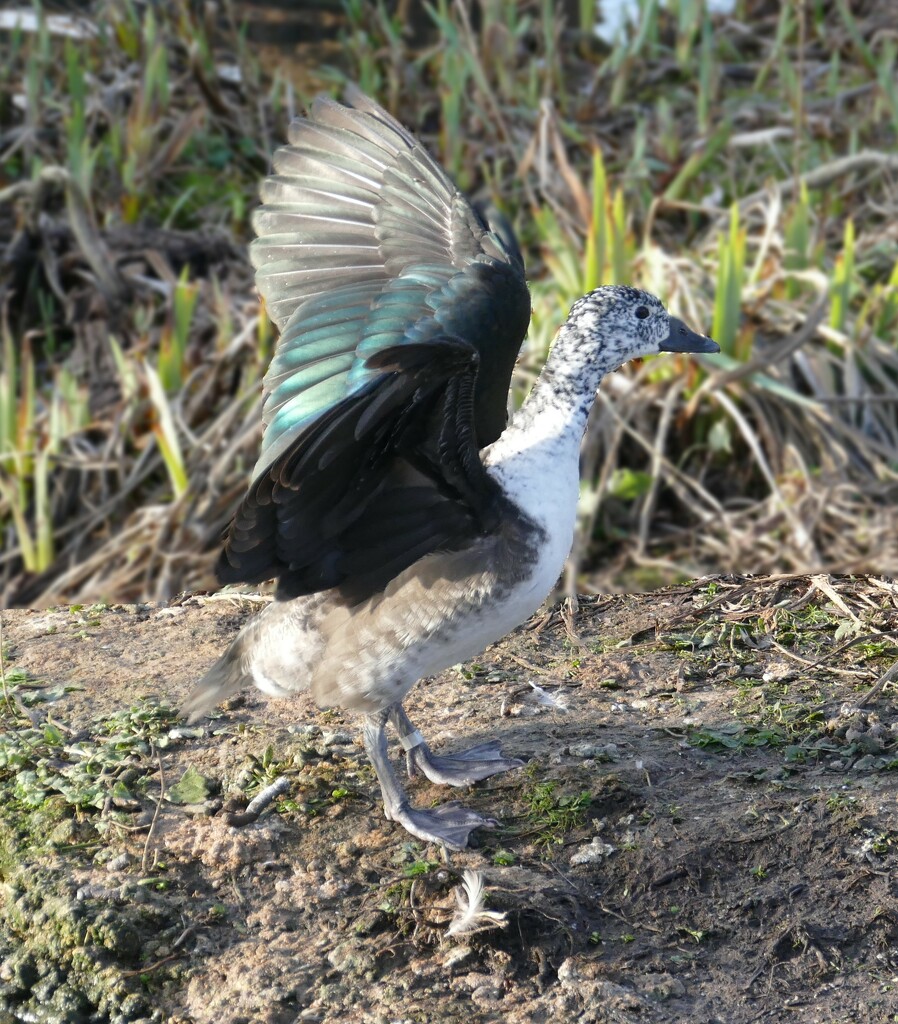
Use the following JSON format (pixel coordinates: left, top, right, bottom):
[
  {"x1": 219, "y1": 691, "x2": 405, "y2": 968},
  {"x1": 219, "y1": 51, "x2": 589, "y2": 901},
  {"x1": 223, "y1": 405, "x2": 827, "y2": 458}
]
[{"x1": 219, "y1": 88, "x2": 531, "y2": 597}]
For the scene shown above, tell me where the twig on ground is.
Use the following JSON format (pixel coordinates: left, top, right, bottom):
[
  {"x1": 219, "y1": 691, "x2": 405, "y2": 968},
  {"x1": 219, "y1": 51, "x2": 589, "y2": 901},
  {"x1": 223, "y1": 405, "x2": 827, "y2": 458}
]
[
  {"x1": 224, "y1": 775, "x2": 291, "y2": 826},
  {"x1": 851, "y1": 661, "x2": 898, "y2": 709},
  {"x1": 141, "y1": 743, "x2": 167, "y2": 875}
]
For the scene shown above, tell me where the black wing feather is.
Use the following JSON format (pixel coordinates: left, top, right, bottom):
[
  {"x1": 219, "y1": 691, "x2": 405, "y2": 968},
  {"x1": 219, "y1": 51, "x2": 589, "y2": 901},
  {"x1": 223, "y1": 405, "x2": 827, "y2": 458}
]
[{"x1": 219, "y1": 89, "x2": 529, "y2": 597}]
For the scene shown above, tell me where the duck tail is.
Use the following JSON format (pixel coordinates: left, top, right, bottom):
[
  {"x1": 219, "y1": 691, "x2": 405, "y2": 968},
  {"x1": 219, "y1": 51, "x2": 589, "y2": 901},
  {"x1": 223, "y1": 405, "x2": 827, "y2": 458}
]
[{"x1": 182, "y1": 632, "x2": 249, "y2": 723}]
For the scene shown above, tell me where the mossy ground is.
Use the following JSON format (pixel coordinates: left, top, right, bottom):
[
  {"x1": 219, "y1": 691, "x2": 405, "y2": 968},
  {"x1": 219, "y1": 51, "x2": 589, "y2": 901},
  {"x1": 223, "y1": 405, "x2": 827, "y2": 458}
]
[{"x1": 1, "y1": 574, "x2": 897, "y2": 1022}]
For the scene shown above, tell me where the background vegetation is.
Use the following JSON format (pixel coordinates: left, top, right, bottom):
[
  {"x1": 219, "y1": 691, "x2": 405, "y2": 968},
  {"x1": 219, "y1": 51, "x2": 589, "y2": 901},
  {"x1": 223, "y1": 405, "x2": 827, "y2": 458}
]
[{"x1": 1, "y1": 0, "x2": 897, "y2": 606}]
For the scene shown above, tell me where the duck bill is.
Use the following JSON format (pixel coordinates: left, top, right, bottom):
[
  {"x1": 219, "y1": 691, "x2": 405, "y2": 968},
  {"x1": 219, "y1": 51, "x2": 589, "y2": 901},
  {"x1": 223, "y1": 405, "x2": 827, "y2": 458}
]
[{"x1": 660, "y1": 317, "x2": 719, "y2": 354}]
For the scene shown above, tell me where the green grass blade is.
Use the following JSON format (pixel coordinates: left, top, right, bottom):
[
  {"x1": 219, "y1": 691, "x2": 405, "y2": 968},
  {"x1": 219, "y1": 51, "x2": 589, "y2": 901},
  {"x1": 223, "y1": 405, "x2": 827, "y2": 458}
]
[
  {"x1": 829, "y1": 219, "x2": 855, "y2": 333},
  {"x1": 712, "y1": 205, "x2": 746, "y2": 357},
  {"x1": 144, "y1": 361, "x2": 188, "y2": 499}
]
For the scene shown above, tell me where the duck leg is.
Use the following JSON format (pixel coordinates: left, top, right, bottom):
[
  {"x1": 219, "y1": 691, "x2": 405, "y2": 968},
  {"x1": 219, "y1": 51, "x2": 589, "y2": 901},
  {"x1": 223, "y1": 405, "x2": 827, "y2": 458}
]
[
  {"x1": 362, "y1": 709, "x2": 495, "y2": 850},
  {"x1": 389, "y1": 703, "x2": 524, "y2": 787}
]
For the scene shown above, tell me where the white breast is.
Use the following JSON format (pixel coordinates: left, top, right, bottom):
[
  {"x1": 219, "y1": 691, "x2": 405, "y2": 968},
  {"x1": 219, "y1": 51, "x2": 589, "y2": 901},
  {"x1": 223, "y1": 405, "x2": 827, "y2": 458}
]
[
  {"x1": 244, "y1": 401, "x2": 586, "y2": 715},
  {"x1": 307, "y1": 419, "x2": 584, "y2": 712}
]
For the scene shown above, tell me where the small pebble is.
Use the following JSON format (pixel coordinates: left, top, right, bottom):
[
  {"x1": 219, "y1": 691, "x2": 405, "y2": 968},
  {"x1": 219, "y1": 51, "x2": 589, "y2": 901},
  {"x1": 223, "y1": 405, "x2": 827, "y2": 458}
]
[
  {"x1": 569, "y1": 741, "x2": 618, "y2": 759},
  {"x1": 106, "y1": 852, "x2": 132, "y2": 872},
  {"x1": 180, "y1": 799, "x2": 223, "y2": 817},
  {"x1": 321, "y1": 729, "x2": 355, "y2": 748},
  {"x1": 443, "y1": 945, "x2": 474, "y2": 968},
  {"x1": 168, "y1": 726, "x2": 205, "y2": 739},
  {"x1": 570, "y1": 837, "x2": 616, "y2": 865},
  {"x1": 288, "y1": 724, "x2": 321, "y2": 737}
]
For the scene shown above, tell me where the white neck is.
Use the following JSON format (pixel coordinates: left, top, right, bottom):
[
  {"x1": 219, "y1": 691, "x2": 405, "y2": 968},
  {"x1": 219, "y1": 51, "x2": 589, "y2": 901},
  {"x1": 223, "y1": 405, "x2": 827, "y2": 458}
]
[{"x1": 484, "y1": 320, "x2": 625, "y2": 529}]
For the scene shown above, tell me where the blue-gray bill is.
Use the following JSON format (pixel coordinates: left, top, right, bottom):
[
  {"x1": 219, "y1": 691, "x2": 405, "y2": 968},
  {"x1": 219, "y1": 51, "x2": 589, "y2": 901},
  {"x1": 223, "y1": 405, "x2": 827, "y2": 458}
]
[{"x1": 659, "y1": 316, "x2": 719, "y2": 354}]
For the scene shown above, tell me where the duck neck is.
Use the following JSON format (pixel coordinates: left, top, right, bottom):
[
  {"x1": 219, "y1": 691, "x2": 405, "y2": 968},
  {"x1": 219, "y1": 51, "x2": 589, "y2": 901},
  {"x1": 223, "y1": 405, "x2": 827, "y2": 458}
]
[
  {"x1": 485, "y1": 322, "x2": 621, "y2": 523},
  {"x1": 508, "y1": 321, "x2": 620, "y2": 449}
]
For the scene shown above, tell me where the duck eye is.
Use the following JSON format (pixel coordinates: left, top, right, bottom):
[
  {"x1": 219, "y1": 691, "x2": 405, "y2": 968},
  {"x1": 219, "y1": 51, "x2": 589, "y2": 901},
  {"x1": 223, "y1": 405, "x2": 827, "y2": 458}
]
[{"x1": 635, "y1": 305, "x2": 650, "y2": 320}]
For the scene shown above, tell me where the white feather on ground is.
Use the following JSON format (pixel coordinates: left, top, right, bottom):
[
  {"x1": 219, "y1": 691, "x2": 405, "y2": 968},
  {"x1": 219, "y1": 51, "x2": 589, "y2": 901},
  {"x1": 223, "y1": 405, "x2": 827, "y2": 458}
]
[
  {"x1": 527, "y1": 680, "x2": 569, "y2": 710},
  {"x1": 446, "y1": 870, "x2": 508, "y2": 937}
]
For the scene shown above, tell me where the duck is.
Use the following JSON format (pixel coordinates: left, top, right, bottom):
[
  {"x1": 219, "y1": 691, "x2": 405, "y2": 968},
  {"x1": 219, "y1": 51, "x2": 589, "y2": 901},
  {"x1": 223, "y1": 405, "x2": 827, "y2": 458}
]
[{"x1": 185, "y1": 87, "x2": 718, "y2": 850}]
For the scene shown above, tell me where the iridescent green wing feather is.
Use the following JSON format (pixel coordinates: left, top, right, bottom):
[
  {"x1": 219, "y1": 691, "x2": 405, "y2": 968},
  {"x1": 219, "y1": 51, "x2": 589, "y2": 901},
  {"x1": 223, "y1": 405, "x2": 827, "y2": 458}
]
[{"x1": 219, "y1": 89, "x2": 530, "y2": 594}]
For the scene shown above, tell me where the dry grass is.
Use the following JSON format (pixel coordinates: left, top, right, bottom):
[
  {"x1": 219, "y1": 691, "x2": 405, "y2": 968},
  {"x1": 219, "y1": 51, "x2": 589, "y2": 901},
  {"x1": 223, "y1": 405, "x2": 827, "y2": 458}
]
[{"x1": 1, "y1": 0, "x2": 897, "y2": 607}]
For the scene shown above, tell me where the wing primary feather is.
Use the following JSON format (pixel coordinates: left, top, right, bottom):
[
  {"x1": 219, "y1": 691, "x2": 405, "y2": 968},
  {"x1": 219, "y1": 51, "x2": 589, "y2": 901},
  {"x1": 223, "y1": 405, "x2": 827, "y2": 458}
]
[{"x1": 220, "y1": 90, "x2": 531, "y2": 594}]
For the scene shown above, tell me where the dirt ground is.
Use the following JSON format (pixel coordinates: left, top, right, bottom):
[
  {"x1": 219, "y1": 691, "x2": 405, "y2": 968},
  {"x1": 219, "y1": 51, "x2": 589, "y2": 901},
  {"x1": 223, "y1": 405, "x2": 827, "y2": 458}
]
[{"x1": 1, "y1": 574, "x2": 897, "y2": 1023}]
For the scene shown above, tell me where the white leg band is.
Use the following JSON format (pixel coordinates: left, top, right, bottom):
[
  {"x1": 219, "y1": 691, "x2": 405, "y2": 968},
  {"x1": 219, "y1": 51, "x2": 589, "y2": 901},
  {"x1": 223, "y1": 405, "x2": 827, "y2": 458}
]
[{"x1": 399, "y1": 729, "x2": 425, "y2": 752}]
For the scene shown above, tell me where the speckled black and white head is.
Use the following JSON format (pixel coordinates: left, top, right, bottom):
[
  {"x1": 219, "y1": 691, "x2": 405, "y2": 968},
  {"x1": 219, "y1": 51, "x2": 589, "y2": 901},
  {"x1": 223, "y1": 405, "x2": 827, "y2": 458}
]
[
  {"x1": 565, "y1": 285, "x2": 718, "y2": 368},
  {"x1": 533, "y1": 285, "x2": 718, "y2": 415},
  {"x1": 501, "y1": 284, "x2": 716, "y2": 475}
]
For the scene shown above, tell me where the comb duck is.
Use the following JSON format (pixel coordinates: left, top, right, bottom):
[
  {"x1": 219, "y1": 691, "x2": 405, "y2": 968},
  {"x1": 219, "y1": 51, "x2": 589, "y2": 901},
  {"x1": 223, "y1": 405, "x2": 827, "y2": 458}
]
[{"x1": 185, "y1": 88, "x2": 718, "y2": 849}]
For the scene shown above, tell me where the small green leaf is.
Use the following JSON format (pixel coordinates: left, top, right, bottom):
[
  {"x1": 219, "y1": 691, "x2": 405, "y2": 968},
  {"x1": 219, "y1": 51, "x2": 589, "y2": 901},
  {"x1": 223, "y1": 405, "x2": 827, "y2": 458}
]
[
  {"x1": 608, "y1": 468, "x2": 653, "y2": 501},
  {"x1": 166, "y1": 764, "x2": 213, "y2": 805}
]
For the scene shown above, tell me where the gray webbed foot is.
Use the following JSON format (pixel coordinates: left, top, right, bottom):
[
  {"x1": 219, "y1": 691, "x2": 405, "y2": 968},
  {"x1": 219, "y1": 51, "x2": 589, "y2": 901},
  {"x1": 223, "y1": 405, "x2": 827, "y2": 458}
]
[
  {"x1": 363, "y1": 707, "x2": 501, "y2": 850},
  {"x1": 386, "y1": 801, "x2": 497, "y2": 851},
  {"x1": 407, "y1": 740, "x2": 524, "y2": 786},
  {"x1": 389, "y1": 703, "x2": 523, "y2": 786}
]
